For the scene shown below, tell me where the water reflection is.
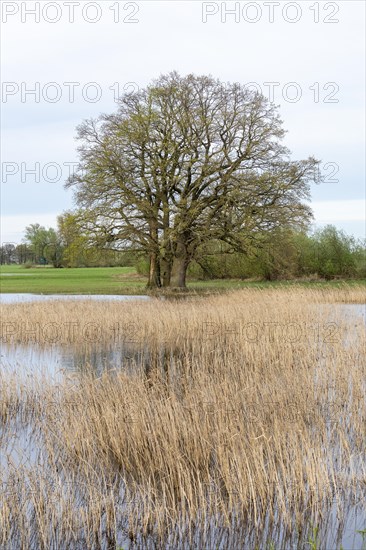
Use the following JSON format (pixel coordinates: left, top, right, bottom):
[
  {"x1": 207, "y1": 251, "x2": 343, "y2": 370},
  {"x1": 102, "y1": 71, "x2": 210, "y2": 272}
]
[
  {"x1": 0, "y1": 342, "x2": 141, "y2": 380},
  {"x1": 0, "y1": 293, "x2": 150, "y2": 304},
  {"x1": 318, "y1": 303, "x2": 365, "y2": 322},
  {"x1": 1, "y1": 302, "x2": 365, "y2": 549},
  {"x1": 1, "y1": 303, "x2": 364, "y2": 380},
  {"x1": 0, "y1": 341, "x2": 180, "y2": 385}
]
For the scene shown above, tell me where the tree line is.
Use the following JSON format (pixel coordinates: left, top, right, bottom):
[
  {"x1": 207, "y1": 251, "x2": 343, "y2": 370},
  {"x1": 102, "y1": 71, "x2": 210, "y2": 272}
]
[{"x1": 1, "y1": 222, "x2": 365, "y2": 281}]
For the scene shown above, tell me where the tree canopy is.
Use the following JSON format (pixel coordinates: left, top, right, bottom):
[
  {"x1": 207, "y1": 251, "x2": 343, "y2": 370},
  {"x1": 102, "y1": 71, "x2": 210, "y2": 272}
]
[
  {"x1": 23, "y1": 223, "x2": 63, "y2": 267},
  {"x1": 67, "y1": 72, "x2": 320, "y2": 288}
]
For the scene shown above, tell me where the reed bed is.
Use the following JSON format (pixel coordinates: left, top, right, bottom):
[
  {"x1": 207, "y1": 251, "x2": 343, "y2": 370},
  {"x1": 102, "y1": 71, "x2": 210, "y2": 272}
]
[
  {"x1": 0, "y1": 285, "x2": 364, "y2": 349},
  {"x1": 0, "y1": 287, "x2": 365, "y2": 548}
]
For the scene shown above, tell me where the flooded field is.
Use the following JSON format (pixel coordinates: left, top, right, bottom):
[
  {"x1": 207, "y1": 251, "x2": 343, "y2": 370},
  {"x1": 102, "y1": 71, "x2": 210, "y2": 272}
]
[
  {"x1": 0, "y1": 293, "x2": 150, "y2": 304},
  {"x1": 0, "y1": 288, "x2": 365, "y2": 549}
]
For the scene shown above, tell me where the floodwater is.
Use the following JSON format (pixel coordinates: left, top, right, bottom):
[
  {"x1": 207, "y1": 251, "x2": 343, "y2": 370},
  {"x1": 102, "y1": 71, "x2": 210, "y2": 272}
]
[
  {"x1": 0, "y1": 293, "x2": 150, "y2": 304},
  {"x1": 1, "y1": 296, "x2": 365, "y2": 381},
  {"x1": 1, "y1": 295, "x2": 365, "y2": 549}
]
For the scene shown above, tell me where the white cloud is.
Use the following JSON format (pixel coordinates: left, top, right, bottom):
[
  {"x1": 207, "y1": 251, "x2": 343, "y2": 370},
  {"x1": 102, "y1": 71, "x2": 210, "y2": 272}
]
[
  {"x1": 311, "y1": 199, "x2": 365, "y2": 222},
  {"x1": 0, "y1": 213, "x2": 59, "y2": 244}
]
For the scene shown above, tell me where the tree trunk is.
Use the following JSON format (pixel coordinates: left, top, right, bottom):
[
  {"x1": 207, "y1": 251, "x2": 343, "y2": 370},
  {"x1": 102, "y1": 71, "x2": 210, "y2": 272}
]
[
  {"x1": 172, "y1": 257, "x2": 188, "y2": 288},
  {"x1": 171, "y1": 242, "x2": 189, "y2": 288},
  {"x1": 160, "y1": 257, "x2": 172, "y2": 287},
  {"x1": 147, "y1": 252, "x2": 161, "y2": 288},
  {"x1": 161, "y1": 199, "x2": 172, "y2": 287},
  {"x1": 147, "y1": 217, "x2": 161, "y2": 289}
]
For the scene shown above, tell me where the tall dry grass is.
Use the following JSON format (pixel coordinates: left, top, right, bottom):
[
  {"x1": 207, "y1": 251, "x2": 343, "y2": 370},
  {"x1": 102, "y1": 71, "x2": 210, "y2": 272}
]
[{"x1": 0, "y1": 287, "x2": 365, "y2": 548}]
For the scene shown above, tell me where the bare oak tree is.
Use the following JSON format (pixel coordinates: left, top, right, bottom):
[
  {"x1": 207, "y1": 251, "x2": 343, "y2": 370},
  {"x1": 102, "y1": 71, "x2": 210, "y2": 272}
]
[{"x1": 67, "y1": 72, "x2": 320, "y2": 288}]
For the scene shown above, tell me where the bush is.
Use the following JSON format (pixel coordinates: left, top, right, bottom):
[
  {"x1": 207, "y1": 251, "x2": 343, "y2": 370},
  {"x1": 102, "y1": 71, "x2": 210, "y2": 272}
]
[
  {"x1": 135, "y1": 258, "x2": 149, "y2": 276},
  {"x1": 188, "y1": 227, "x2": 365, "y2": 281},
  {"x1": 311, "y1": 226, "x2": 358, "y2": 279}
]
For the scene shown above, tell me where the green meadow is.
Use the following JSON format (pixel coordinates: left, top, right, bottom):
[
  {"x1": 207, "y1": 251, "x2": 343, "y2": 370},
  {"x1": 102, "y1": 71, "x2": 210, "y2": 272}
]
[{"x1": 0, "y1": 264, "x2": 365, "y2": 294}]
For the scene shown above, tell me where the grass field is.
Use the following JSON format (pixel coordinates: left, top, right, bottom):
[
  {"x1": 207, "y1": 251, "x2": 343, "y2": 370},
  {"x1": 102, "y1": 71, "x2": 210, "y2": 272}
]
[
  {"x1": 0, "y1": 264, "x2": 365, "y2": 294},
  {"x1": 0, "y1": 265, "x2": 146, "y2": 294}
]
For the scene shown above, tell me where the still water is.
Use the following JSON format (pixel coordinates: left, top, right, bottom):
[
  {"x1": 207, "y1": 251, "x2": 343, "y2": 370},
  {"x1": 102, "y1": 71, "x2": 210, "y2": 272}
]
[
  {"x1": 1, "y1": 294, "x2": 365, "y2": 549},
  {"x1": 0, "y1": 295, "x2": 365, "y2": 381},
  {"x1": 0, "y1": 293, "x2": 150, "y2": 304}
]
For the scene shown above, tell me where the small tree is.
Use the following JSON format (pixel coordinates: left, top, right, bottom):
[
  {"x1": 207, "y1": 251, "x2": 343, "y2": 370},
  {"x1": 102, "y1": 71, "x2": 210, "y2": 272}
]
[
  {"x1": 312, "y1": 225, "x2": 358, "y2": 279},
  {"x1": 23, "y1": 224, "x2": 63, "y2": 267},
  {"x1": 0, "y1": 244, "x2": 17, "y2": 264}
]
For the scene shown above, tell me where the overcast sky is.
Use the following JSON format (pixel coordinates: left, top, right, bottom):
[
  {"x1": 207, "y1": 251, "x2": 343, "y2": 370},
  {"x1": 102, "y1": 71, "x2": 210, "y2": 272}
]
[{"x1": 1, "y1": 0, "x2": 365, "y2": 243}]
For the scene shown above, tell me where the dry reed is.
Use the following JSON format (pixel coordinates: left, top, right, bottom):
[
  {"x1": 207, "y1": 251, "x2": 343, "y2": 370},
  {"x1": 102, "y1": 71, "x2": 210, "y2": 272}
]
[{"x1": 0, "y1": 287, "x2": 365, "y2": 548}]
